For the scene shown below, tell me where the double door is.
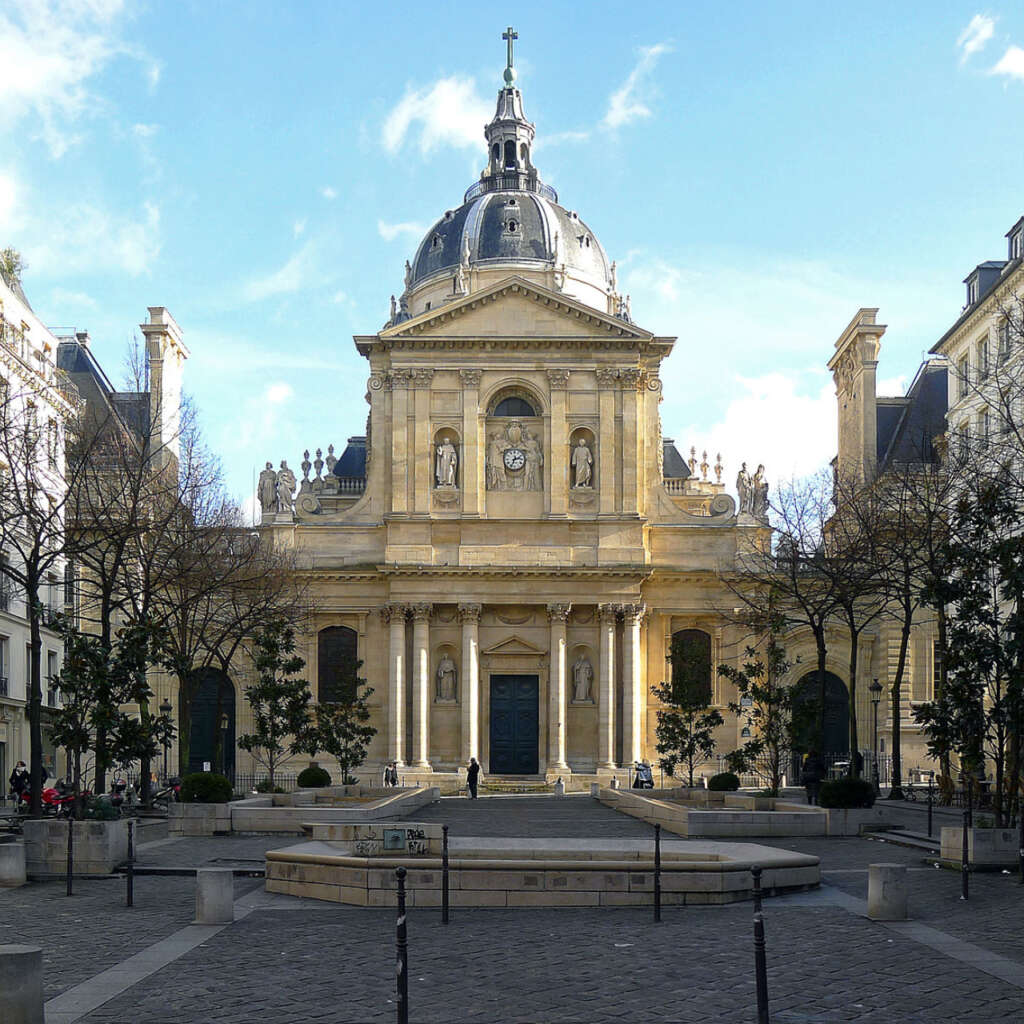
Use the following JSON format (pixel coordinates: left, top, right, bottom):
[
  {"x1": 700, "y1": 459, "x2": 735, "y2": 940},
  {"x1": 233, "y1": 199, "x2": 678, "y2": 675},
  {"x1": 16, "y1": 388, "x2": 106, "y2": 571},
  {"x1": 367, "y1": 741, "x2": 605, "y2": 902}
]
[{"x1": 489, "y1": 675, "x2": 539, "y2": 774}]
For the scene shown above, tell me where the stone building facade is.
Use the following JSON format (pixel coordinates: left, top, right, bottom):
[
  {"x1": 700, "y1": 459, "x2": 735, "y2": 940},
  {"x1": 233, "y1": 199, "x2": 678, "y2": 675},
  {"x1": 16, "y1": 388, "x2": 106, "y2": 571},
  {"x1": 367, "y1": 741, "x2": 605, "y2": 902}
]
[{"x1": 252, "y1": 45, "x2": 772, "y2": 786}]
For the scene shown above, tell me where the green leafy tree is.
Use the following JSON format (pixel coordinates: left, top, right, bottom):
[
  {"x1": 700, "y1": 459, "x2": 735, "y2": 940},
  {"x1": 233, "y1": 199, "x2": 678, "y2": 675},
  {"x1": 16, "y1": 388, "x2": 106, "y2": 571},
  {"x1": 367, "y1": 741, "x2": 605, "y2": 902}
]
[
  {"x1": 719, "y1": 607, "x2": 806, "y2": 796},
  {"x1": 48, "y1": 619, "x2": 172, "y2": 819},
  {"x1": 652, "y1": 633, "x2": 723, "y2": 787},
  {"x1": 237, "y1": 623, "x2": 313, "y2": 791},
  {"x1": 298, "y1": 657, "x2": 376, "y2": 786}
]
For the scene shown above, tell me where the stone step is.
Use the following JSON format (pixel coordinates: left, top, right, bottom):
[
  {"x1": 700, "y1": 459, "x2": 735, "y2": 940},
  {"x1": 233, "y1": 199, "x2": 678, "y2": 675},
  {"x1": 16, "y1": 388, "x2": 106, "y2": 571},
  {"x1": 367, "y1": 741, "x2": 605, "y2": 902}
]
[{"x1": 868, "y1": 828, "x2": 939, "y2": 852}]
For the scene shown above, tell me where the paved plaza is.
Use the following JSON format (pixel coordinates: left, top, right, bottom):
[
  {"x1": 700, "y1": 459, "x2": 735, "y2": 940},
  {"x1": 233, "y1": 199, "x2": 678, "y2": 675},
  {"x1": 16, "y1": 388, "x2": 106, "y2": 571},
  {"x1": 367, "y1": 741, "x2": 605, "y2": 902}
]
[{"x1": 2, "y1": 795, "x2": 1024, "y2": 1022}]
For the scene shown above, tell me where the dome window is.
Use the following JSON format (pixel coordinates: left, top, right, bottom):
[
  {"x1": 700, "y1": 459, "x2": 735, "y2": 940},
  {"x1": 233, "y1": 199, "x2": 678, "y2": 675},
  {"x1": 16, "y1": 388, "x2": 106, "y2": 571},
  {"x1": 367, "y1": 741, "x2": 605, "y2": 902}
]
[
  {"x1": 444, "y1": 211, "x2": 453, "y2": 221},
  {"x1": 431, "y1": 234, "x2": 441, "y2": 250},
  {"x1": 507, "y1": 219, "x2": 518, "y2": 233}
]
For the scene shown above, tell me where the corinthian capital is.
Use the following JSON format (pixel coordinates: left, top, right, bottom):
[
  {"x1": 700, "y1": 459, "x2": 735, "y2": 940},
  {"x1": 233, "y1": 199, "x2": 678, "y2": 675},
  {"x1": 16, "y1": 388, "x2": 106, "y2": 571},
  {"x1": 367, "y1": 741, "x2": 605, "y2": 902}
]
[
  {"x1": 547, "y1": 602, "x2": 571, "y2": 622},
  {"x1": 459, "y1": 369, "x2": 482, "y2": 388},
  {"x1": 380, "y1": 603, "x2": 407, "y2": 623},
  {"x1": 458, "y1": 602, "x2": 482, "y2": 623},
  {"x1": 410, "y1": 602, "x2": 433, "y2": 622},
  {"x1": 411, "y1": 369, "x2": 434, "y2": 388},
  {"x1": 546, "y1": 369, "x2": 570, "y2": 389},
  {"x1": 598, "y1": 603, "x2": 619, "y2": 624},
  {"x1": 620, "y1": 602, "x2": 646, "y2": 623}
]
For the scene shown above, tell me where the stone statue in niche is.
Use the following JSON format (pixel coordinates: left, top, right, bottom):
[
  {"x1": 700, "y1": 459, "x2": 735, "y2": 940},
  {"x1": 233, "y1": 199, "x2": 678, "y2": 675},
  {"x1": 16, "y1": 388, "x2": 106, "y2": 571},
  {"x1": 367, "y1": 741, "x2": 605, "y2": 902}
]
[
  {"x1": 435, "y1": 439, "x2": 458, "y2": 488},
  {"x1": 486, "y1": 420, "x2": 543, "y2": 491},
  {"x1": 572, "y1": 655, "x2": 594, "y2": 703},
  {"x1": 752, "y1": 464, "x2": 769, "y2": 520},
  {"x1": 436, "y1": 653, "x2": 457, "y2": 702},
  {"x1": 276, "y1": 461, "x2": 297, "y2": 513},
  {"x1": 736, "y1": 462, "x2": 752, "y2": 515},
  {"x1": 257, "y1": 462, "x2": 278, "y2": 513},
  {"x1": 571, "y1": 438, "x2": 593, "y2": 488}
]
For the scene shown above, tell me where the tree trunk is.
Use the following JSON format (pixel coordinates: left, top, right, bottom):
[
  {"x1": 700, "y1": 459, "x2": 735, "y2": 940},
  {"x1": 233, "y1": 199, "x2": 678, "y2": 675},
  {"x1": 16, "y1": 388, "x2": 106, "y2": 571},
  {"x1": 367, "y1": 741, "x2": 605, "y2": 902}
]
[
  {"x1": 815, "y1": 628, "x2": 828, "y2": 754},
  {"x1": 28, "y1": 591, "x2": 44, "y2": 818},
  {"x1": 177, "y1": 678, "x2": 192, "y2": 775},
  {"x1": 848, "y1": 623, "x2": 860, "y2": 777},
  {"x1": 139, "y1": 697, "x2": 152, "y2": 806},
  {"x1": 889, "y1": 610, "x2": 913, "y2": 800}
]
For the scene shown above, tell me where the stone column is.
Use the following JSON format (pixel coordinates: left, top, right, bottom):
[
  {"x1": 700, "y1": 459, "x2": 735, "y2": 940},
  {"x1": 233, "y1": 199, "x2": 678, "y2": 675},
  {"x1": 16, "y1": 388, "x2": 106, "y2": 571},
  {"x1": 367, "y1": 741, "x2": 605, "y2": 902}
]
[
  {"x1": 383, "y1": 605, "x2": 407, "y2": 767},
  {"x1": 547, "y1": 369, "x2": 569, "y2": 517},
  {"x1": 547, "y1": 603, "x2": 571, "y2": 773},
  {"x1": 621, "y1": 603, "x2": 645, "y2": 765},
  {"x1": 410, "y1": 603, "x2": 433, "y2": 769},
  {"x1": 412, "y1": 369, "x2": 434, "y2": 514},
  {"x1": 597, "y1": 604, "x2": 618, "y2": 770},
  {"x1": 390, "y1": 369, "x2": 412, "y2": 514},
  {"x1": 459, "y1": 603, "x2": 482, "y2": 761},
  {"x1": 460, "y1": 370, "x2": 482, "y2": 517},
  {"x1": 596, "y1": 368, "x2": 618, "y2": 516}
]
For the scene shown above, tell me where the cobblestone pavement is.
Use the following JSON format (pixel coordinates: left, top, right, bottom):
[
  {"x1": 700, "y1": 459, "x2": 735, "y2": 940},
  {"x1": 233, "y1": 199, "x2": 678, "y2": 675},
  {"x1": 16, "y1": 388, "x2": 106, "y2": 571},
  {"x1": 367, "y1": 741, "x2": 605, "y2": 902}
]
[{"x1": 5, "y1": 797, "x2": 1024, "y2": 1022}]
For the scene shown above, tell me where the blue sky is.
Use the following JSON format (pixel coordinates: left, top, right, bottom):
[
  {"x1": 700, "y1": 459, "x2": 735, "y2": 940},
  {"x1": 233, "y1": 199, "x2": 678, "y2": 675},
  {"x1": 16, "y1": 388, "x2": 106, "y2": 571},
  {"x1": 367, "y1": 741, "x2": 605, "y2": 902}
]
[{"x1": 3, "y1": 2, "x2": 1024, "y2": 513}]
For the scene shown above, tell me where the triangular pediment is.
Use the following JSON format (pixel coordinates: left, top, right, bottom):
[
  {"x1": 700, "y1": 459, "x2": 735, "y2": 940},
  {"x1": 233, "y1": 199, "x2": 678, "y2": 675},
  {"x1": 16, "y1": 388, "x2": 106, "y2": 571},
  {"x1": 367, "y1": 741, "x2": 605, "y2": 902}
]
[
  {"x1": 480, "y1": 634, "x2": 547, "y2": 657},
  {"x1": 379, "y1": 277, "x2": 654, "y2": 342}
]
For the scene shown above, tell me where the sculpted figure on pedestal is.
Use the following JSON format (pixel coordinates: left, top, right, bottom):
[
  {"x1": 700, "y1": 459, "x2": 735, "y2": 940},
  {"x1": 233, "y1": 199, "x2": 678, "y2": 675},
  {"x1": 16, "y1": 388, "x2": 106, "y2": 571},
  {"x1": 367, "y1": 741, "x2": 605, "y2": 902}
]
[
  {"x1": 571, "y1": 439, "x2": 593, "y2": 488},
  {"x1": 258, "y1": 462, "x2": 278, "y2": 513},
  {"x1": 276, "y1": 461, "x2": 297, "y2": 513},
  {"x1": 752, "y1": 464, "x2": 769, "y2": 520},
  {"x1": 736, "y1": 462, "x2": 752, "y2": 515},
  {"x1": 572, "y1": 655, "x2": 593, "y2": 703},
  {"x1": 436, "y1": 654, "x2": 458, "y2": 702},
  {"x1": 436, "y1": 440, "x2": 458, "y2": 488}
]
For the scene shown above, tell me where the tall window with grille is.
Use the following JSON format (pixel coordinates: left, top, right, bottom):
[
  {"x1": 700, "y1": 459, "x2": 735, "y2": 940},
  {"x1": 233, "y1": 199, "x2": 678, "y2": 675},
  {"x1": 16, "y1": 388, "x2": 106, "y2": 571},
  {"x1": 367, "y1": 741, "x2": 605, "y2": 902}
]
[
  {"x1": 0, "y1": 635, "x2": 8, "y2": 697},
  {"x1": 957, "y1": 355, "x2": 970, "y2": 399},
  {"x1": 46, "y1": 650, "x2": 58, "y2": 706},
  {"x1": 978, "y1": 337, "x2": 990, "y2": 379}
]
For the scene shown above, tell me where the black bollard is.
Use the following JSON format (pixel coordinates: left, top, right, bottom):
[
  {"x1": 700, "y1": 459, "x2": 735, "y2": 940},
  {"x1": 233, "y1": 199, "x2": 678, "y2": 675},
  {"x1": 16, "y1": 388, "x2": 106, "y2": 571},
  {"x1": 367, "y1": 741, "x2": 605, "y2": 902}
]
[
  {"x1": 960, "y1": 805, "x2": 970, "y2": 901},
  {"x1": 751, "y1": 864, "x2": 763, "y2": 914},
  {"x1": 126, "y1": 819, "x2": 135, "y2": 908},
  {"x1": 753, "y1": 912, "x2": 770, "y2": 1024},
  {"x1": 441, "y1": 824, "x2": 450, "y2": 925},
  {"x1": 927, "y1": 775, "x2": 933, "y2": 839},
  {"x1": 395, "y1": 866, "x2": 409, "y2": 1024},
  {"x1": 66, "y1": 814, "x2": 74, "y2": 897},
  {"x1": 653, "y1": 823, "x2": 661, "y2": 923}
]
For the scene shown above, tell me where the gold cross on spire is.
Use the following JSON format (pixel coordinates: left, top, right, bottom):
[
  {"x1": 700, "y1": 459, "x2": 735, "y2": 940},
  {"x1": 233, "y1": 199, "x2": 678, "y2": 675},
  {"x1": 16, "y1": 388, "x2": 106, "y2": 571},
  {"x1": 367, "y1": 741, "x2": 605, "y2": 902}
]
[{"x1": 502, "y1": 26, "x2": 518, "y2": 84}]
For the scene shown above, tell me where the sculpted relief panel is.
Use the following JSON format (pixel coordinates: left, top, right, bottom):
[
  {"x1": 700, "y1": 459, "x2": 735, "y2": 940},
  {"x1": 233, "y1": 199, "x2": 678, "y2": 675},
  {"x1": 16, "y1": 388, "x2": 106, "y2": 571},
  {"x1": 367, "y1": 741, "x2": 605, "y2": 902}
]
[{"x1": 486, "y1": 419, "x2": 543, "y2": 491}]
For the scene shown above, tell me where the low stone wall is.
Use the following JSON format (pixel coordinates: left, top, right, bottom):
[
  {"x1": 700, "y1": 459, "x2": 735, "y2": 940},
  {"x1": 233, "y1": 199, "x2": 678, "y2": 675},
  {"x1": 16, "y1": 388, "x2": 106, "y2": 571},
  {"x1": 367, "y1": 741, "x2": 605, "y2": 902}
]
[
  {"x1": 940, "y1": 826, "x2": 1020, "y2": 869},
  {"x1": 265, "y1": 834, "x2": 820, "y2": 907},
  {"x1": 231, "y1": 786, "x2": 440, "y2": 833},
  {"x1": 599, "y1": 788, "x2": 828, "y2": 838},
  {"x1": 22, "y1": 819, "x2": 129, "y2": 877},
  {"x1": 168, "y1": 802, "x2": 232, "y2": 837},
  {"x1": 823, "y1": 805, "x2": 902, "y2": 837}
]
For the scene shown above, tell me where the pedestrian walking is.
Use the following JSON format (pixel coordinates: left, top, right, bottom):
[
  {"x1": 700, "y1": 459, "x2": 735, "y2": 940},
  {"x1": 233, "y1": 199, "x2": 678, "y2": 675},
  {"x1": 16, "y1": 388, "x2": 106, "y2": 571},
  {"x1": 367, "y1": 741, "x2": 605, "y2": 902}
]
[
  {"x1": 466, "y1": 757, "x2": 481, "y2": 799},
  {"x1": 9, "y1": 760, "x2": 29, "y2": 801},
  {"x1": 801, "y1": 750, "x2": 825, "y2": 805}
]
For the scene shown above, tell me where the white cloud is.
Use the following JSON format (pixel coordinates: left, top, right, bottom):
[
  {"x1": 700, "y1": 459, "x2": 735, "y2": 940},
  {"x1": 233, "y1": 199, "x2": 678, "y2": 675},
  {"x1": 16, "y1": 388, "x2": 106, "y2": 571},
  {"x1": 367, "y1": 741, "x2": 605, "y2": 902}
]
[
  {"x1": 678, "y1": 373, "x2": 837, "y2": 484},
  {"x1": 331, "y1": 290, "x2": 348, "y2": 305},
  {"x1": 539, "y1": 129, "x2": 591, "y2": 147},
  {"x1": 293, "y1": 218, "x2": 306, "y2": 238},
  {"x1": 320, "y1": 186, "x2": 337, "y2": 200},
  {"x1": 603, "y1": 43, "x2": 671, "y2": 130},
  {"x1": 377, "y1": 219, "x2": 425, "y2": 242},
  {"x1": 48, "y1": 287, "x2": 98, "y2": 311},
  {"x1": 0, "y1": 171, "x2": 17, "y2": 231},
  {"x1": 242, "y1": 243, "x2": 321, "y2": 302},
  {"x1": 382, "y1": 75, "x2": 490, "y2": 154},
  {"x1": 0, "y1": 0, "x2": 137, "y2": 157},
  {"x1": 958, "y1": 15, "x2": 995, "y2": 63},
  {"x1": 265, "y1": 382, "x2": 293, "y2": 404},
  {"x1": 877, "y1": 374, "x2": 908, "y2": 397},
  {"x1": 131, "y1": 122, "x2": 158, "y2": 138},
  {"x1": 25, "y1": 199, "x2": 160, "y2": 276},
  {"x1": 991, "y1": 45, "x2": 1024, "y2": 80},
  {"x1": 146, "y1": 61, "x2": 162, "y2": 91}
]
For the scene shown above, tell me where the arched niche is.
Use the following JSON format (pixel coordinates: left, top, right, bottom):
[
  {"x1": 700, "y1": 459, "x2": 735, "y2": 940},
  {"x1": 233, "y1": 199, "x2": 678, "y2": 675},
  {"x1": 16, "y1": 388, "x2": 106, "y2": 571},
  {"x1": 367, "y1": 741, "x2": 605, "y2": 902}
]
[
  {"x1": 485, "y1": 384, "x2": 545, "y2": 493},
  {"x1": 433, "y1": 427, "x2": 460, "y2": 489},
  {"x1": 569, "y1": 644, "x2": 595, "y2": 704},
  {"x1": 318, "y1": 625, "x2": 358, "y2": 703},
  {"x1": 668, "y1": 629, "x2": 712, "y2": 704},
  {"x1": 434, "y1": 643, "x2": 459, "y2": 703},
  {"x1": 568, "y1": 426, "x2": 597, "y2": 490}
]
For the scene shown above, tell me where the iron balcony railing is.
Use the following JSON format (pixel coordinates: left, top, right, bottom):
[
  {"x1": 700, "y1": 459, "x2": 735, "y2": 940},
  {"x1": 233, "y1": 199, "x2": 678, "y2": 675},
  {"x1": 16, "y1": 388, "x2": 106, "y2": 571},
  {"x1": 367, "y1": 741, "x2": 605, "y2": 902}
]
[{"x1": 464, "y1": 174, "x2": 558, "y2": 204}]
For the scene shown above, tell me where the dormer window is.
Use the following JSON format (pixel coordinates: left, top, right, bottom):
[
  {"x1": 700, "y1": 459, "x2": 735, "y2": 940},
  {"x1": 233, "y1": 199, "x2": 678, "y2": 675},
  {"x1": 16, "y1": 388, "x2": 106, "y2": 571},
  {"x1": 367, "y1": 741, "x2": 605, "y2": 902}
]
[
  {"x1": 1009, "y1": 222, "x2": 1024, "y2": 260},
  {"x1": 966, "y1": 277, "x2": 978, "y2": 306}
]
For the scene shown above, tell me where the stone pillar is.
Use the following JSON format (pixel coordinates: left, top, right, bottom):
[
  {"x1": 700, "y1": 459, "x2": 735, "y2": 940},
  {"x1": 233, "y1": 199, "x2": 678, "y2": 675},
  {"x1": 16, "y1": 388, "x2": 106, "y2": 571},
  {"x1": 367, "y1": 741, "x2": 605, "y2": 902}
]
[
  {"x1": 621, "y1": 603, "x2": 645, "y2": 765},
  {"x1": 412, "y1": 369, "x2": 434, "y2": 514},
  {"x1": 597, "y1": 604, "x2": 618, "y2": 770},
  {"x1": 0, "y1": 843, "x2": 26, "y2": 888},
  {"x1": 547, "y1": 603, "x2": 571, "y2": 773},
  {"x1": 195, "y1": 868, "x2": 234, "y2": 924},
  {"x1": 390, "y1": 369, "x2": 412, "y2": 514},
  {"x1": 460, "y1": 370, "x2": 482, "y2": 517},
  {"x1": 383, "y1": 605, "x2": 407, "y2": 767},
  {"x1": 410, "y1": 603, "x2": 433, "y2": 769},
  {"x1": 548, "y1": 369, "x2": 569, "y2": 517},
  {"x1": 597, "y1": 368, "x2": 618, "y2": 516},
  {"x1": 621, "y1": 370, "x2": 641, "y2": 515},
  {"x1": 459, "y1": 603, "x2": 482, "y2": 761},
  {"x1": 867, "y1": 863, "x2": 908, "y2": 920},
  {"x1": 0, "y1": 945, "x2": 43, "y2": 1023}
]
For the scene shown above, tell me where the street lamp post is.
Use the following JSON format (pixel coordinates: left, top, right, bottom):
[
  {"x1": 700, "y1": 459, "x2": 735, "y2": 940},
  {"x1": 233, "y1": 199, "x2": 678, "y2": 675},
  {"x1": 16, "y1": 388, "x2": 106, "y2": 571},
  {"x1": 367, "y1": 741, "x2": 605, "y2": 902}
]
[
  {"x1": 159, "y1": 698, "x2": 173, "y2": 782},
  {"x1": 869, "y1": 679, "x2": 883, "y2": 795},
  {"x1": 219, "y1": 712, "x2": 230, "y2": 780}
]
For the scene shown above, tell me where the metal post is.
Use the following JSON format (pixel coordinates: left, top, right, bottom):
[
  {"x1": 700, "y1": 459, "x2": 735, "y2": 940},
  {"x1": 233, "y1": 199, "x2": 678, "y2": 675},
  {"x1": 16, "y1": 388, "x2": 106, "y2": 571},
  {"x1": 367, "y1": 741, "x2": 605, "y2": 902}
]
[
  {"x1": 126, "y1": 819, "x2": 135, "y2": 908},
  {"x1": 441, "y1": 824, "x2": 450, "y2": 925},
  {"x1": 872, "y1": 701, "x2": 880, "y2": 794},
  {"x1": 753, "y1": 912, "x2": 770, "y2": 1024},
  {"x1": 395, "y1": 867, "x2": 408, "y2": 1024},
  {"x1": 960, "y1": 777, "x2": 970, "y2": 901},
  {"x1": 927, "y1": 774, "x2": 933, "y2": 839},
  {"x1": 751, "y1": 864, "x2": 763, "y2": 914},
  {"x1": 653, "y1": 823, "x2": 661, "y2": 923},
  {"x1": 65, "y1": 815, "x2": 74, "y2": 897}
]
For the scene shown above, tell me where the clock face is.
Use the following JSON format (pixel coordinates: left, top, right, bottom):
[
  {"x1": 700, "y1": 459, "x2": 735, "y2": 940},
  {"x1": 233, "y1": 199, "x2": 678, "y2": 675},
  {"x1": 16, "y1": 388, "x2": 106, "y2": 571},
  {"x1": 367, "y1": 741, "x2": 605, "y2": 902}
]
[{"x1": 503, "y1": 447, "x2": 526, "y2": 471}]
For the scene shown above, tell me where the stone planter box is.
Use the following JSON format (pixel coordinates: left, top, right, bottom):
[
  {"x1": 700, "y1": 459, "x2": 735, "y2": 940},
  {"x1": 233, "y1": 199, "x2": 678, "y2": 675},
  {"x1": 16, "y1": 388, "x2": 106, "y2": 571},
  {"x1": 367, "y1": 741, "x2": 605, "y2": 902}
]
[
  {"x1": 824, "y1": 805, "x2": 899, "y2": 837},
  {"x1": 940, "y1": 827, "x2": 1020, "y2": 869},
  {"x1": 168, "y1": 802, "x2": 232, "y2": 837},
  {"x1": 22, "y1": 819, "x2": 128, "y2": 877}
]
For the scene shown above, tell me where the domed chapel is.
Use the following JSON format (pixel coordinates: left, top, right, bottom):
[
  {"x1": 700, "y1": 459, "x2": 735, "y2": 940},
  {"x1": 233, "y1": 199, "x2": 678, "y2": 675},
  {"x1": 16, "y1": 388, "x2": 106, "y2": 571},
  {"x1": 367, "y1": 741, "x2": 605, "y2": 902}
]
[{"x1": 254, "y1": 30, "x2": 771, "y2": 787}]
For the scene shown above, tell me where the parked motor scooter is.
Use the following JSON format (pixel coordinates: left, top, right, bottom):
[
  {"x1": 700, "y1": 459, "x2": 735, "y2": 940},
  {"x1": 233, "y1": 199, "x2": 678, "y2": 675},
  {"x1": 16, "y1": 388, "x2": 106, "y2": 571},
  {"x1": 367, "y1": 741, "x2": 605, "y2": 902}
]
[{"x1": 152, "y1": 776, "x2": 181, "y2": 807}]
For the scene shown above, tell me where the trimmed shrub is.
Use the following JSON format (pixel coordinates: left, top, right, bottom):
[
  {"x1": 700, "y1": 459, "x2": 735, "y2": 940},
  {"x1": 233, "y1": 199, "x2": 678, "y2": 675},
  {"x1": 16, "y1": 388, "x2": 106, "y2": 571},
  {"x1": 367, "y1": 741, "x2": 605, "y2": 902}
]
[
  {"x1": 84, "y1": 794, "x2": 120, "y2": 820},
  {"x1": 180, "y1": 772, "x2": 233, "y2": 804},
  {"x1": 707, "y1": 771, "x2": 741, "y2": 791},
  {"x1": 254, "y1": 780, "x2": 285, "y2": 794},
  {"x1": 818, "y1": 777, "x2": 876, "y2": 809},
  {"x1": 297, "y1": 765, "x2": 331, "y2": 788}
]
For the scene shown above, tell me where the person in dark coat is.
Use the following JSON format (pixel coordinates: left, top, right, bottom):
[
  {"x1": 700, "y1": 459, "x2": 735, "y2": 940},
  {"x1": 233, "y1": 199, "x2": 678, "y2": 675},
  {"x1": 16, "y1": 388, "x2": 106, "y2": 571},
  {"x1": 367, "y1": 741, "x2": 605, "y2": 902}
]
[
  {"x1": 801, "y1": 751, "x2": 825, "y2": 805},
  {"x1": 9, "y1": 760, "x2": 29, "y2": 801},
  {"x1": 466, "y1": 757, "x2": 481, "y2": 799}
]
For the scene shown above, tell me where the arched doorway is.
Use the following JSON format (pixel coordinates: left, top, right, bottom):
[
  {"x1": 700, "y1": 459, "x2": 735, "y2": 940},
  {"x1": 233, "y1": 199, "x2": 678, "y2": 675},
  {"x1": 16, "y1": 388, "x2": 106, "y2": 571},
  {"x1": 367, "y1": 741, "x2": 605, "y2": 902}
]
[
  {"x1": 792, "y1": 670, "x2": 849, "y2": 763},
  {"x1": 188, "y1": 668, "x2": 235, "y2": 780}
]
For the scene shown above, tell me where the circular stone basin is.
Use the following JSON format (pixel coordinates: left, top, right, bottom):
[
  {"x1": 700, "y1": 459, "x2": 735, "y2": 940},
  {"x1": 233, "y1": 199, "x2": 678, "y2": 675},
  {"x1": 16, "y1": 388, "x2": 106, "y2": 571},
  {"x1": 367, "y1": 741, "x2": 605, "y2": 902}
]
[{"x1": 265, "y1": 828, "x2": 819, "y2": 908}]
